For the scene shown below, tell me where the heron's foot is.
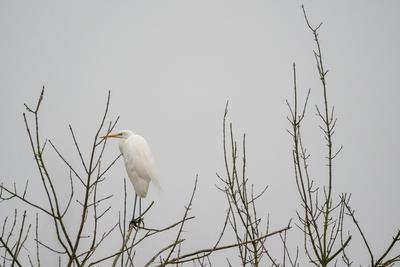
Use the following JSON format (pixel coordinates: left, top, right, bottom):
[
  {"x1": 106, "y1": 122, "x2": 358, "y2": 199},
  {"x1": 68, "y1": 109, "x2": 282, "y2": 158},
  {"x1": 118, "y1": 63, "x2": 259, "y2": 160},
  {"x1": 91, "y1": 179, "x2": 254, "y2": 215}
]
[{"x1": 129, "y1": 217, "x2": 144, "y2": 228}]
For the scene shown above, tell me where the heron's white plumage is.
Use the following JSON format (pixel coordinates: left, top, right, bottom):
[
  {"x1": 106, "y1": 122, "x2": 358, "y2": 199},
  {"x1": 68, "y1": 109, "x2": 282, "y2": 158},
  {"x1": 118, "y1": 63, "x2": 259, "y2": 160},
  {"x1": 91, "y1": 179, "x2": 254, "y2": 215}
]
[
  {"x1": 118, "y1": 131, "x2": 158, "y2": 197},
  {"x1": 104, "y1": 129, "x2": 159, "y2": 198}
]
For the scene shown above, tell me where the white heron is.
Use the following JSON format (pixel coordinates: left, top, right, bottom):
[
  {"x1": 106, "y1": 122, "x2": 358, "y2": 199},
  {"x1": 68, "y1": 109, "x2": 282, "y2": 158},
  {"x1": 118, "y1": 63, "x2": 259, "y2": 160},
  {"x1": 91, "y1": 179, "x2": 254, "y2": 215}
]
[{"x1": 101, "y1": 130, "x2": 159, "y2": 225}]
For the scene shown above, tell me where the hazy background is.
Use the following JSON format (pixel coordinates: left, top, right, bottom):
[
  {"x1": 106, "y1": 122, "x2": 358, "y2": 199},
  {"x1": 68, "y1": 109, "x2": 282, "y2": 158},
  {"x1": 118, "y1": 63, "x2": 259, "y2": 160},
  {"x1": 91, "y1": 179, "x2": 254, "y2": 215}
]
[{"x1": 1, "y1": 0, "x2": 399, "y2": 265}]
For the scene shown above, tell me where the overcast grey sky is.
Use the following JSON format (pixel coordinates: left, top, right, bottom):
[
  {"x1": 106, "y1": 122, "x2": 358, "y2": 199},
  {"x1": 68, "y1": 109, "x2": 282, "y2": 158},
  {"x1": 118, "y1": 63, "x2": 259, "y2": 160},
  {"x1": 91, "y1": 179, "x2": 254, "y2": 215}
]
[{"x1": 1, "y1": 1, "x2": 399, "y2": 266}]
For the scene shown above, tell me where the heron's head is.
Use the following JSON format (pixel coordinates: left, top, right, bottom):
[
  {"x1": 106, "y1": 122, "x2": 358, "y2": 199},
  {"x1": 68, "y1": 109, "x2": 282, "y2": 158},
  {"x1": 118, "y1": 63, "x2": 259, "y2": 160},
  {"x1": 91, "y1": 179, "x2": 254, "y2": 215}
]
[{"x1": 101, "y1": 130, "x2": 133, "y2": 140}]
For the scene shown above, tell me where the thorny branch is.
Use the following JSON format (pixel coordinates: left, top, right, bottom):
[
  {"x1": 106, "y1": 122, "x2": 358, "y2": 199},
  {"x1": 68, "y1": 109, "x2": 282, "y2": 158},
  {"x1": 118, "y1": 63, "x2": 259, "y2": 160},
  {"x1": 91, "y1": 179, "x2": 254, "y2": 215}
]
[
  {"x1": 1, "y1": 88, "x2": 121, "y2": 266},
  {"x1": 216, "y1": 102, "x2": 292, "y2": 266},
  {"x1": 286, "y1": 6, "x2": 351, "y2": 266},
  {"x1": 342, "y1": 195, "x2": 400, "y2": 267}
]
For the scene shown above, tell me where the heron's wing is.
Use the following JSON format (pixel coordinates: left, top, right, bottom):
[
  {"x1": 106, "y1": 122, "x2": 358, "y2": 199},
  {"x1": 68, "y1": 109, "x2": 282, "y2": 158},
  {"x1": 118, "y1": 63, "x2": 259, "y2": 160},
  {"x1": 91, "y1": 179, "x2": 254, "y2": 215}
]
[{"x1": 124, "y1": 136, "x2": 157, "y2": 184}]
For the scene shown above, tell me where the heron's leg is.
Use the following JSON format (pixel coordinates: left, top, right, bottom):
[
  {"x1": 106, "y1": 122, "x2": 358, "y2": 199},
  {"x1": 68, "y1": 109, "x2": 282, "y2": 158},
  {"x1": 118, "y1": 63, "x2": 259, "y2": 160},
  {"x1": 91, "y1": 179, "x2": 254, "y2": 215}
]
[
  {"x1": 139, "y1": 198, "x2": 142, "y2": 217},
  {"x1": 131, "y1": 194, "x2": 138, "y2": 223},
  {"x1": 136, "y1": 197, "x2": 144, "y2": 226}
]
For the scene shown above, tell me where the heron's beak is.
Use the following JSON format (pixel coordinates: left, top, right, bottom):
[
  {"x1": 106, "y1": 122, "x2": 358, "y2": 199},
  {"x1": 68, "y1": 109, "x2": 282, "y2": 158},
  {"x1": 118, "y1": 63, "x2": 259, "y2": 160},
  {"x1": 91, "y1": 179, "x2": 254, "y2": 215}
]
[{"x1": 100, "y1": 132, "x2": 120, "y2": 139}]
